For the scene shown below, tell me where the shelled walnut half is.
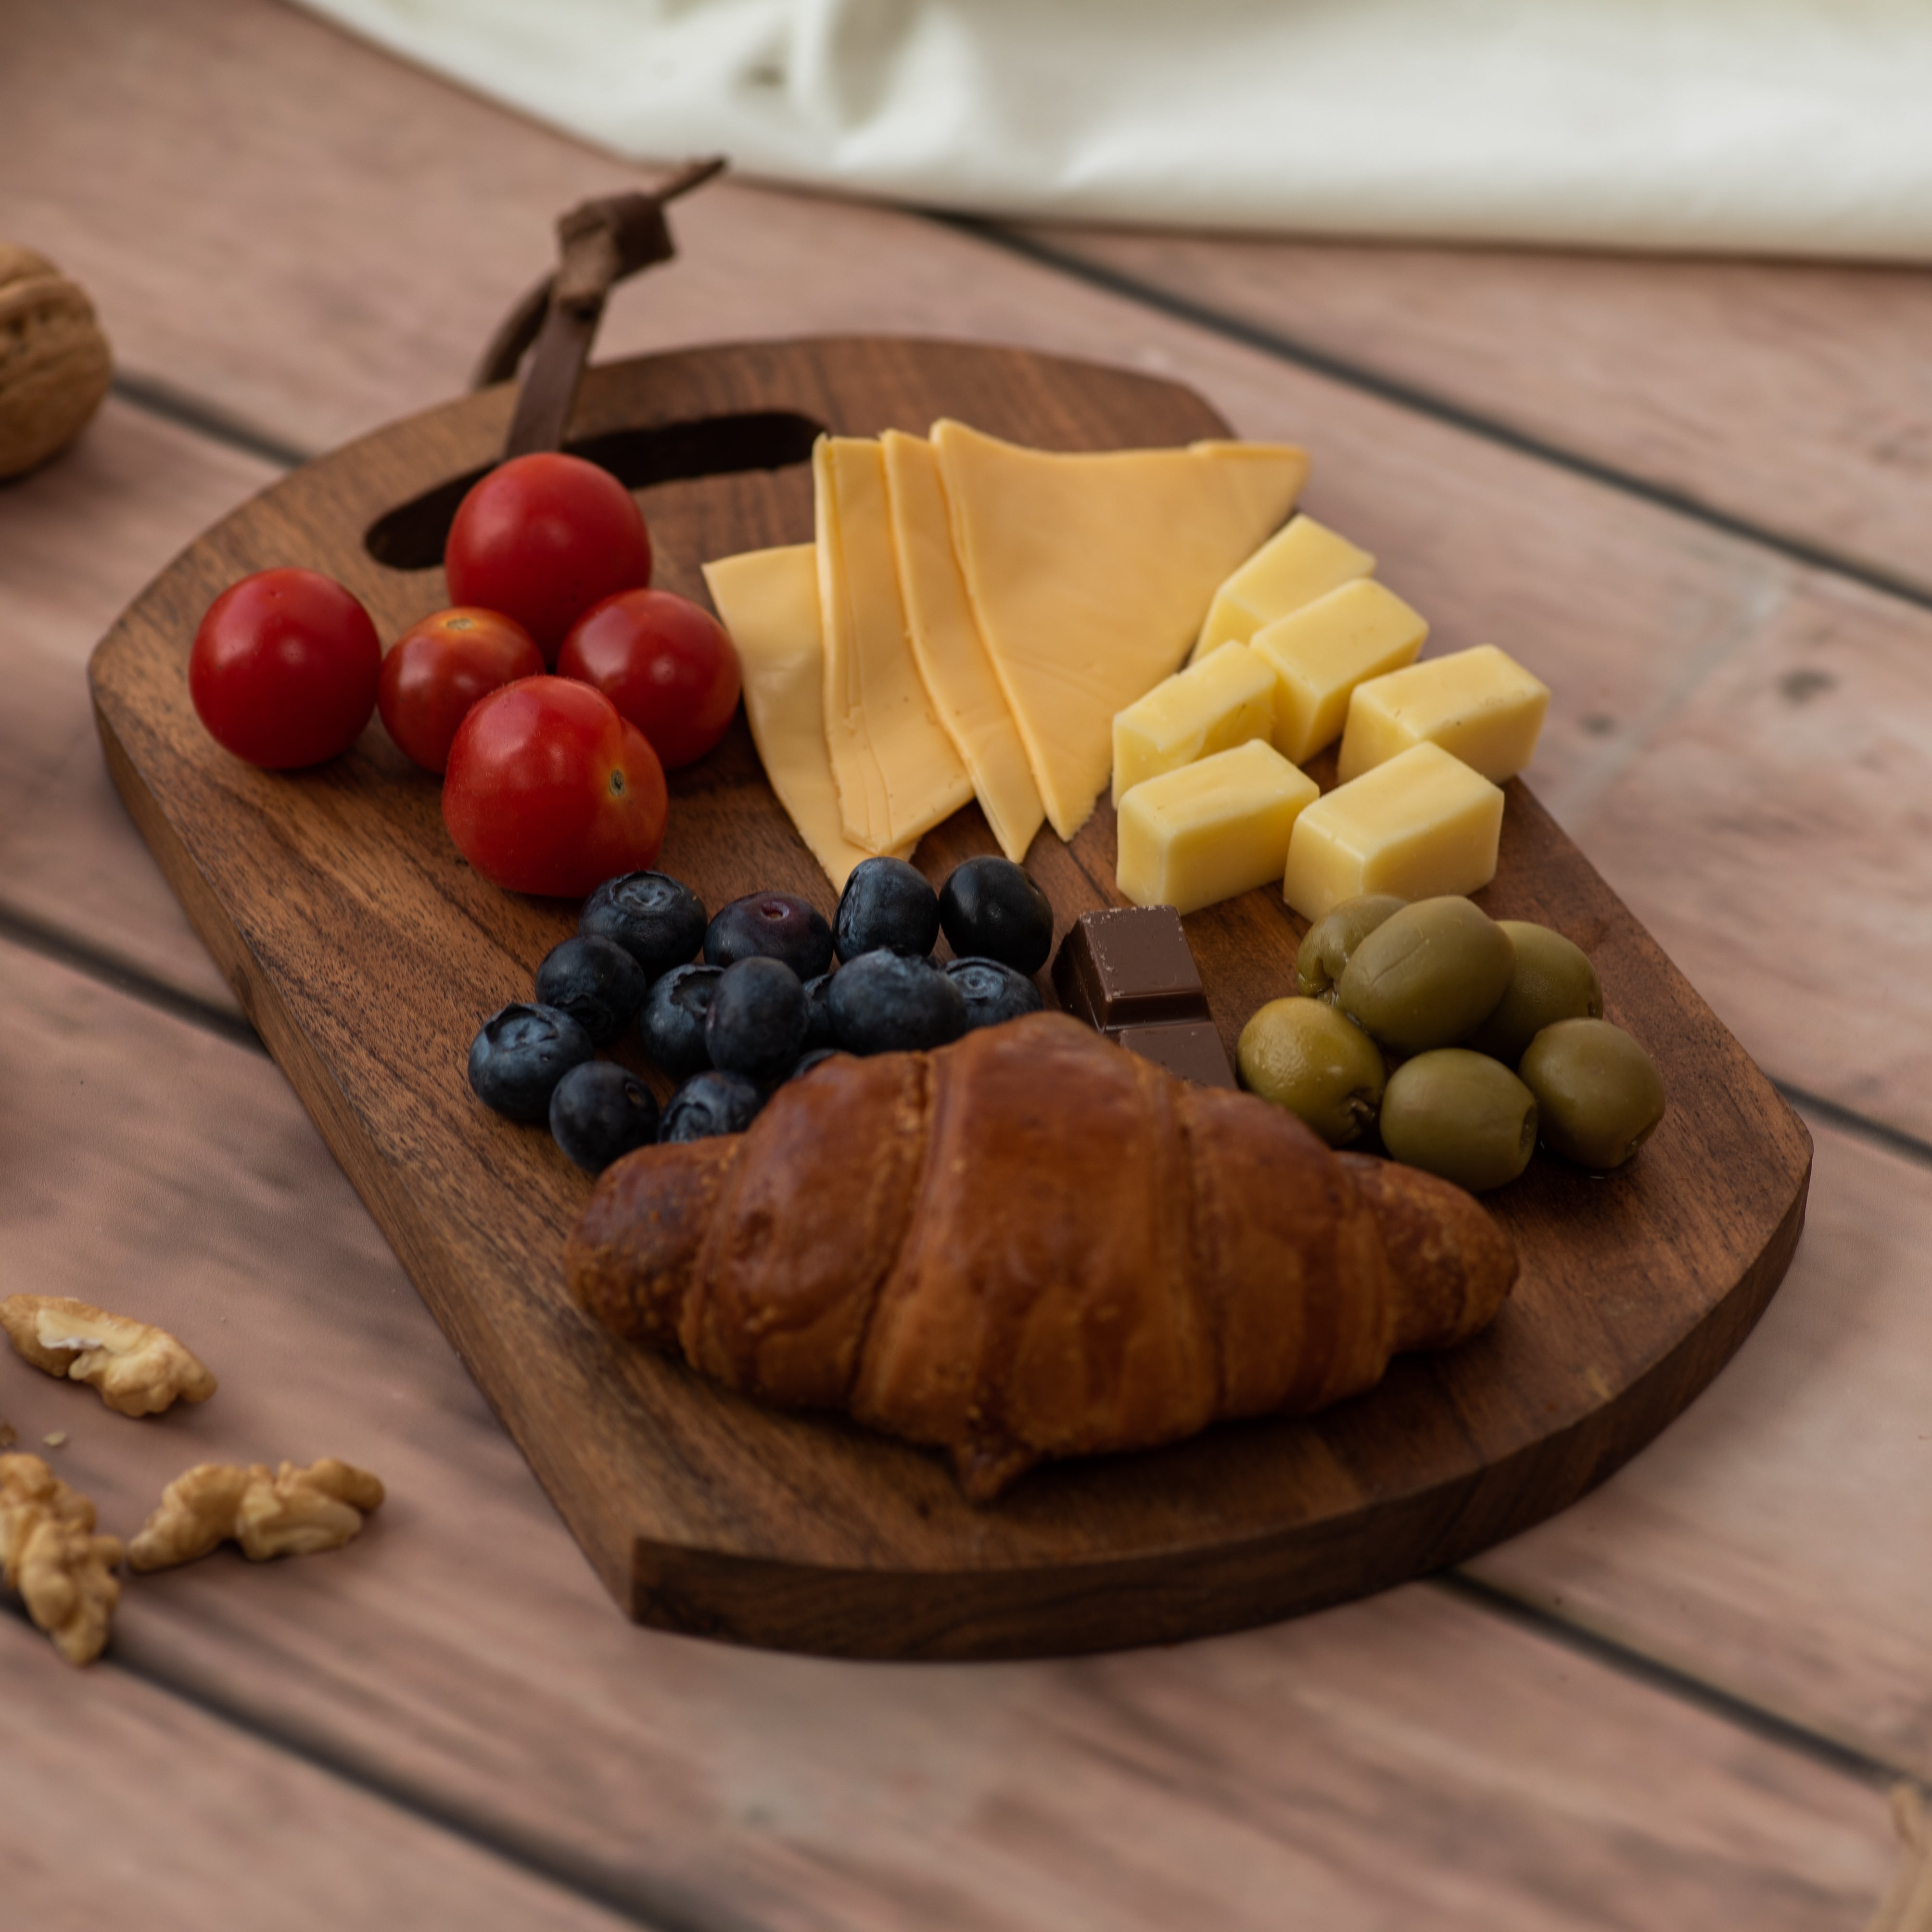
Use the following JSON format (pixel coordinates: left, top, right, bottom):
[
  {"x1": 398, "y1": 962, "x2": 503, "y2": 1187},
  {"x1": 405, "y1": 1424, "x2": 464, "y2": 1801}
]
[
  {"x1": 128, "y1": 1458, "x2": 385, "y2": 1573},
  {"x1": 0, "y1": 1295, "x2": 217, "y2": 1418},
  {"x1": 0, "y1": 245, "x2": 112, "y2": 480},
  {"x1": 0, "y1": 1454, "x2": 122, "y2": 1666}
]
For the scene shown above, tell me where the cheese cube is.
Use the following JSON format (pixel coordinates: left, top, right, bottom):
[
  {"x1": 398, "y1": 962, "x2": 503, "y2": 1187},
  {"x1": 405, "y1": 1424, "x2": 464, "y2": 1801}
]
[
  {"x1": 1111, "y1": 642, "x2": 1276, "y2": 805},
  {"x1": 1282, "y1": 742, "x2": 1504, "y2": 921},
  {"x1": 1338, "y1": 644, "x2": 1551, "y2": 784},
  {"x1": 1119, "y1": 739, "x2": 1320, "y2": 915},
  {"x1": 1250, "y1": 580, "x2": 1428, "y2": 766},
  {"x1": 1191, "y1": 516, "x2": 1375, "y2": 663}
]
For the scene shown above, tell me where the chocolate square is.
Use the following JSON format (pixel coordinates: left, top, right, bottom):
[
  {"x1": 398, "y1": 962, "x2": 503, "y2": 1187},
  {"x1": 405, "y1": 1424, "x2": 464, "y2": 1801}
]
[
  {"x1": 1113, "y1": 1020, "x2": 1236, "y2": 1089},
  {"x1": 1051, "y1": 907, "x2": 1207, "y2": 1031}
]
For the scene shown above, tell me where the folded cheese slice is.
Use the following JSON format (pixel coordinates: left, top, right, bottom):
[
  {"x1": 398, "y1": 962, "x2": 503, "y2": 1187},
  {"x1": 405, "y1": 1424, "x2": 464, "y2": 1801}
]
[
  {"x1": 932, "y1": 419, "x2": 1309, "y2": 841},
  {"x1": 702, "y1": 543, "x2": 913, "y2": 890},
  {"x1": 815, "y1": 436, "x2": 974, "y2": 853},
  {"x1": 880, "y1": 430, "x2": 1046, "y2": 864}
]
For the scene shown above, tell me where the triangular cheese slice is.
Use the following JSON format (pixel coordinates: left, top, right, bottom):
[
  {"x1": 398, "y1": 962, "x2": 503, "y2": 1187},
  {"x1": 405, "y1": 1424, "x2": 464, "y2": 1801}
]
[
  {"x1": 815, "y1": 435, "x2": 973, "y2": 853},
  {"x1": 702, "y1": 544, "x2": 913, "y2": 890},
  {"x1": 880, "y1": 430, "x2": 1046, "y2": 864},
  {"x1": 932, "y1": 419, "x2": 1309, "y2": 841}
]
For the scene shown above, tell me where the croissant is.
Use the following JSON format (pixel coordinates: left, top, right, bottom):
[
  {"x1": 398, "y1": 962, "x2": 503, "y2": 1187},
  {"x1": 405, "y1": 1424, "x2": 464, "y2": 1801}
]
[{"x1": 567, "y1": 1011, "x2": 1518, "y2": 1499}]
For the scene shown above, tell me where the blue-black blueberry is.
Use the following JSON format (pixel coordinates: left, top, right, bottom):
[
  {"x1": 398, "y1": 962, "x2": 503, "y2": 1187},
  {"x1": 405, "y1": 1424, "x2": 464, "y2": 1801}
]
[
  {"x1": 938, "y1": 856, "x2": 1054, "y2": 975},
  {"x1": 660, "y1": 1069, "x2": 765, "y2": 1143},
  {"x1": 828, "y1": 949, "x2": 968, "y2": 1055},
  {"x1": 468, "y1": 1003, "x2": 595, "y2": 1120},
  {"x1": 548, "y1": 1060, "x2": 659, "y2": 1173},
  {"x1": 578, "y1": 871, "x2": 707, "y2": 980},
  {"x1": 704, "y1": 956, "x2": 810, "y2": 1081},
  {"x1": 703, "y1": 891, "x2": 834, "y2": 980},
  {"x1": 801, "y1": 971, "x2": 838, "y2": 1050},
  {"x1": 834, "y1": 856, "x2": 940, "y2": 962},
  {"x1": 534, "y1": 935, "x2": 647, "y2": 1046},
  {"x1": 639, "y1": 963, "x2": 722, "y2": 1079},
  {"x1": 945, "y1": 956, "x2": 1044, "y2": 1031}
]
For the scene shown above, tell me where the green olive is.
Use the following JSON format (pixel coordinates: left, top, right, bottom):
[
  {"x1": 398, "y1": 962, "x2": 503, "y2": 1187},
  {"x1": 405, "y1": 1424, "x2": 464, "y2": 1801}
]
[
  {"x1": 1238, "y1": 997, "x2": 1386, "y2": 1147},
  {"x1": 1518, "y1": 1018, "x2": 1665, "y2": 1169},
  {"x1": 1335, "y1": 896, "x2": 1515, "y2": 1054},
  {"x1": 1295, "y1": 894, "x2": 1408, "y2": 1000},
  {"x1": 1465, "y1": 922, "x2": 1604, "y2": 1065},
  {"x1": 1380, "y1": 1049, "x2": 1538, "y2": 1192}
]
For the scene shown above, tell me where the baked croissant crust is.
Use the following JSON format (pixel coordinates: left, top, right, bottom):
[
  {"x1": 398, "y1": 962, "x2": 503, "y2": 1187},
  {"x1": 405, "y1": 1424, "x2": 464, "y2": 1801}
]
[{"x1": 568, "y1": 1012, "x2": 1517, "y2": 1499}]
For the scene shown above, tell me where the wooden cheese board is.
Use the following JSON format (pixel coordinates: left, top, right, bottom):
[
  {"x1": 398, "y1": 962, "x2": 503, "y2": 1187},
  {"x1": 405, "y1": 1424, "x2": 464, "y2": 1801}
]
[{"x1": 89, "y1": 336, "x2": 1811, "y2": 1659}]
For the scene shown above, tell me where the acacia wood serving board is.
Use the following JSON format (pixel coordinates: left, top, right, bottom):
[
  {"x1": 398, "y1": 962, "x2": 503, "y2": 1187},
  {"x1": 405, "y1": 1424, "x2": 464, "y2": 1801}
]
[{"x1": 89, "y1": 337, "x2": 1810, "y2": 1659}]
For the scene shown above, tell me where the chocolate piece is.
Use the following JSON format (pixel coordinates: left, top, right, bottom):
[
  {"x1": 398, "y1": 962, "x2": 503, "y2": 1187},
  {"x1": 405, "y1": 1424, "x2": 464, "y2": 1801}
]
[
  {"x1": 1052, "y1": 907, "x2": 1205, "y2": 1032},
  {"x1": 1052, "y1": 908, "x2": 1232, "y2": 1086},
  {"x1": 1114, "y1": 1021, "x2": 1235, "y2": 1090}
]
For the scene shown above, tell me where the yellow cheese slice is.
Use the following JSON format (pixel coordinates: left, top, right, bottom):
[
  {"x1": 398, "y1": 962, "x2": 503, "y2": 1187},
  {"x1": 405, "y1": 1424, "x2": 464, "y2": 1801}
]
[
  {"x1": 815, "y1": 436, "x2": 974, "y2": 854},
  {"x1": 701, "y1": 543, "x2": 914, "y2": 890},
  {"x1": 932, "y1": 419, "x2": 1309, "y2": 842},
  {"x1": 880, "y1": 430, "x2": 1046, "y2": 864}
]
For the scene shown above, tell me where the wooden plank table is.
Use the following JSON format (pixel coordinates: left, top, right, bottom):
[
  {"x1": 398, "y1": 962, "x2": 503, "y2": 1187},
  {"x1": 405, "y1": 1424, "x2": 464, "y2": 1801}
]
[{"x1": 1, "y1": 0, "x2": 1925, "y2": 1921}]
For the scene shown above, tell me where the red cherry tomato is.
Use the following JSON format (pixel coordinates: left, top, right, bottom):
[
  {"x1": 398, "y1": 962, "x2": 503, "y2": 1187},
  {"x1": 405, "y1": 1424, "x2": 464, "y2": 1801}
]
[
  {"x1": 377, "y1": 607, "x2": 544, "y2": 775},
  {"x1": 556, "y1": 588, "x2": 742, "y2": 770},
  {"x1": 189, "y1": 568, "x2": 381, "y2": 769},
  {"x1": 443, "y1": 453, "x2": 651, "y2": 664},
  {"x1": 443, "y1": 676, "x2": 668, "y2": 897}
]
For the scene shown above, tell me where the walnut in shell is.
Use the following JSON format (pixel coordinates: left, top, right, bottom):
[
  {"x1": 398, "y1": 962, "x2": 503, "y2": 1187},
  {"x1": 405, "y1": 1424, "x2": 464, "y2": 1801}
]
[
  {"x1": 128, "y1": 1458, "x2": 385, "y2": 1573},
  {"x1": 0, "y1": 244, "x2": 112, "y2": 480},
  {"x1": 0, "y1": 1454, "x2": 122, "y2": 1666},
  {"x1": 0, "y1": 1295, "x2": 217, "y2": 1418}
]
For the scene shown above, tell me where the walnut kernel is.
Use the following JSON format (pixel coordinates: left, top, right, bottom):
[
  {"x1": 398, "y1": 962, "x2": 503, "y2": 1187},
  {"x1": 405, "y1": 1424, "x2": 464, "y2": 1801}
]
[
  {"x1": 0, "y1": 1454, "x2": 122, "y2": 1666},
  {"x1": 0, "y1": 1295, "x2": 217, "y2": 1418},
  {"x1": 128, "y1": 1458, "x2": 385, "y2": 1573}
]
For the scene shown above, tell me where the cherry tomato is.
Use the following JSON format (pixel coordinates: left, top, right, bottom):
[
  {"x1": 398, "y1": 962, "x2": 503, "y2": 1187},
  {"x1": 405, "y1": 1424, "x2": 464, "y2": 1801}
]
[
  {"x1": 443, "y1": 453, "x2": 651, "y2": 664},
  {"x1": 189, "y1": 567, "x2": 381, "y2": 769},
  {"x1": 443, "y1": 676, "x2": 668, "y2": 897},
  {"x1": 556, "y1": 588, "x2": 742, "y2": 770},
  {"x1": 377, "y1": 607, "x2": 544, "y2": 775}
]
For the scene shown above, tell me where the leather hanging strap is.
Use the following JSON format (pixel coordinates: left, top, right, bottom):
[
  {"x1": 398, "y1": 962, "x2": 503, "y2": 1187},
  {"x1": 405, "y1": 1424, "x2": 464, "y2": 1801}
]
[{"x1": 474, "y1": 156, "x2": 726, "y2": 461}]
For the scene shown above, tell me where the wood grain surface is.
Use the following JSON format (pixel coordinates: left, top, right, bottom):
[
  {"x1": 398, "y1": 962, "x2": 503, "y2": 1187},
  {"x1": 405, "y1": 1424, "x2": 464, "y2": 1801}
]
[
  {"x1": 1018, "y1": 225, "x2": 1932, "y2": 596},
  {"x1": 0, "y1": 1614, "x2": 632, "y2": 1932},
  {"x1": 89, "y1": 334, "x2": 1807, "y2": 1656},
  {"x1": 0, "y1": 930, "x2": 1895, "y2": 1929}
]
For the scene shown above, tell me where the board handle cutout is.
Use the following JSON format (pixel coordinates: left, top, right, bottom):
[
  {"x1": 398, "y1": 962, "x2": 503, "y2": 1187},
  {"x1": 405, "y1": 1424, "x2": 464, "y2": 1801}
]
[{"x1": 363, "y1": 409, "x2": 826, "y2": 572}]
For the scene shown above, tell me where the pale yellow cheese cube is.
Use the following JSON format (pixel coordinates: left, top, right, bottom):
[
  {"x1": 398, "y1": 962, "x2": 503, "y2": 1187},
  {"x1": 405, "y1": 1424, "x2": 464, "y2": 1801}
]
[
  {"x1": 1337, "y1": 644, "x2": 1551, "y2": 784},
  {"x1": 1110, "y1": 642, "x2": 1276, "y2": 805},
  {"x1": 1118, "y1": 739, "x2": 1320, "y2": 915},
  {"x1": 1282, "y1": 742, "x2": 1504, "y2": 921},
  {"x1": 1191, "y1": 516, "x2": 1376, "y2": 663},
  {"x1": 1251, "y1": 580, "x2": 1428, "y2": 766}
]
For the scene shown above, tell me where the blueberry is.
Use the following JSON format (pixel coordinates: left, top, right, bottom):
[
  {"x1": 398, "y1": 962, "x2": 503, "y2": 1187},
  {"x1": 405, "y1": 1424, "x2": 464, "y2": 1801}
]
[
  {"x1": 534, "y1": 935, "x2": 647, "y2": 1046},
  {"x1": 786, "y1": 1046, "x2": 844, "y2": 1082},
  {"x1": 828, "y1": 949, "x2": 968, "y2": 1055},
  {"x1": 579, "y1": 871, "x2": 707, "y2": 979},
  {"x1": 469, "y1": 1003, "x2": 595, "y2": 1120},
  {"x1": 548, "y1": 1060, "x2": 659, "y2": 1173},
  {"x1": 801, "y1": 972, "x2": 837, "y2": 1050},
  {"x1": 704, "y1": 957, "x2": 809, "y2": 1080},
  {"x1": 945, "y1": 956, "x2": 1044, "y2": 1031},
  {"x1": 834, "y1": 856, "x2": 940, "y2": 962},
  {"x1": 704, "y1": 891, "x2": 834, "y2": 979},
  {"x1": 939, "y1": 857, "x2": 1055, "y2": 975},
  {"x1": 660, "y1": 1069, "x2": 765, "y2": 1143},
  {"x1": 639, "y1": 963, "x2": 722, "y2": 1079}
]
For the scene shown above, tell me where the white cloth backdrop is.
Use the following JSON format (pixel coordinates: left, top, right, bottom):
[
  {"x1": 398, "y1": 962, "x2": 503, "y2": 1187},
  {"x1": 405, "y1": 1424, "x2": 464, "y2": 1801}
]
[{"x1": 298, "y1": 0, "x2": 1932, "y2": 257}]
